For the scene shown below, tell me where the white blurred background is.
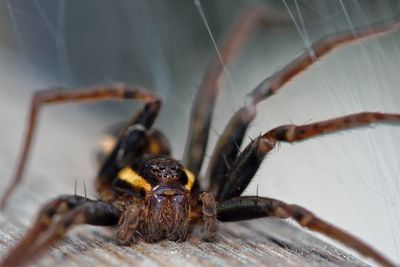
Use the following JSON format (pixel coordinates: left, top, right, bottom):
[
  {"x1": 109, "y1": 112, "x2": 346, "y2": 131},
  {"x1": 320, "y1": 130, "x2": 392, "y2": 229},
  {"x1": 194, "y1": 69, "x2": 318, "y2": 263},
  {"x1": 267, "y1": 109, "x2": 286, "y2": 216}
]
[{"x1": 0, "y1": 1, "x2": 399, "y2": 265}]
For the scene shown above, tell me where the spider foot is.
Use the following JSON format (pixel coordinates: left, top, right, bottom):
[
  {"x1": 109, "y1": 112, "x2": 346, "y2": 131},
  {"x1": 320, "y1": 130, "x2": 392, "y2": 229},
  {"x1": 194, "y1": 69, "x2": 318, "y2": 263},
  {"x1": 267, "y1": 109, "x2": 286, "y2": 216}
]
[
  {"x1": 200, "y1": 192, "x2": 218, "y2": 242},
  {"x1": 115, "y1": 204, "x2": 140, "y2": 245},
  {"x1": 115, "y1": 227, "x2": 137, "y2": 245}
]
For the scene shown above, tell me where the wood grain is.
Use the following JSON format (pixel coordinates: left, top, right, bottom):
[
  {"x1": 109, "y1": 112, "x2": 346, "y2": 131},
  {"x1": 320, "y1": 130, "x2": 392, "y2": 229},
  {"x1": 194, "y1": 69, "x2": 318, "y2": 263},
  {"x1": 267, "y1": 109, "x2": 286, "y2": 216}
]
[{"x1": 0, "y1": 211, "x2": 370, "y2": 267}]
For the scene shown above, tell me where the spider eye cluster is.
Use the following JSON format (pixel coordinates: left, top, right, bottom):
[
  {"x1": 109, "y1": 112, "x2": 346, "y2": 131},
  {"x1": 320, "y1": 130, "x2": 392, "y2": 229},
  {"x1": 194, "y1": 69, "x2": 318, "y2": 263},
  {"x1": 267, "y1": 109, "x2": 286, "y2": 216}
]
[
  {"x1": 151, "y1": 164, "x2": 179, "y2": 179},
  {"x1": 117, "y1": 157, "x2": 195, "y2": 193},
  {"x1": 143, "y1": 158, "x2": 193, "y2": 189}
]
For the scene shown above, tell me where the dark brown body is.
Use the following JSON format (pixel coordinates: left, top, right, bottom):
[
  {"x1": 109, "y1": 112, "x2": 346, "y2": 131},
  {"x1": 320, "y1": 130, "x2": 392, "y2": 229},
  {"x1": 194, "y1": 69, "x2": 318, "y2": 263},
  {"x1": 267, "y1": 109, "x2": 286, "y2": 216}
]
[
  {"x1": 143, "y1": 185, "x2": 191, "y2": 242},
  {"x1": 110, "y1": 157, "x2": 197, "y2": 243},
  {"x1": 111, "y1": 189, "x2": 193, "y2": 244},
  {"x1": 96, "y1": 152, "x2": 213, "y2": 244}
]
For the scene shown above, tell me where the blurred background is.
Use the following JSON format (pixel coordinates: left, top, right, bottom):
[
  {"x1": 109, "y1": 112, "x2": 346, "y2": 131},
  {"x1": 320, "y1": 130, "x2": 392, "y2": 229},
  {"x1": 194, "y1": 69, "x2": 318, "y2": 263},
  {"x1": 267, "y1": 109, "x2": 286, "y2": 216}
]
[{"x1": 0, "y1": 0, "x2": 399, "y2": 265}]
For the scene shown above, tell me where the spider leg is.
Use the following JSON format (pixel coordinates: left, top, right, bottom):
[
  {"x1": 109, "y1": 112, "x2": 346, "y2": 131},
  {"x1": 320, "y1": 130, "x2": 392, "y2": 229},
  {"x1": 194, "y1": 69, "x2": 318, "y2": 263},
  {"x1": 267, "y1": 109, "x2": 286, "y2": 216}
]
[
  {"x1": 216, "y1": 112, "x2": 400, "y2": 201},
  {"x1": 206, "y1": 15, "x2": 400, "y2": 194},
  {"x1": 97, "y1": 125, "x2": 166, "y2": 184},
  {"x1": 0, "y1": 198, "x2": 120, "y2": 267},
  {"x1": 0, "y1": 195, "x2": 89, "y2": 267},
  {"x1": 184, "y1": 7, "x2": 288, "y2": 177},
  {"x1": 0, "y1": 85, "x2": 161, "y2": 209},
  {"x1": 198, "y1": 192, "x2": 218, "y2": 241},
  {"x1": 97, "y1": 122, "x2": 172, "y2": 164},
  {"x1": 96, "y1": 121, "x2": 172, "y2": 166},
  {"x1": 115, "y1": 203, "x2": 141, "y2": 245},
  {"x1": 217, "y1": 196, "x2": 397, "y2": 267}
]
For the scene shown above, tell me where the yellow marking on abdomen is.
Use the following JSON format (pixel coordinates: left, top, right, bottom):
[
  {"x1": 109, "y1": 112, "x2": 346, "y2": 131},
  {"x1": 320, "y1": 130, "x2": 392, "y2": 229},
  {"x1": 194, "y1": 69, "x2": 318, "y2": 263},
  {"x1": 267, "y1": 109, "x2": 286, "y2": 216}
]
[
  {"x1": 183, "y1": 168, "x2": 195, "y2": 191},
  {"x1": 118, "y1": 167, "x2": 152, "y2": 192}
]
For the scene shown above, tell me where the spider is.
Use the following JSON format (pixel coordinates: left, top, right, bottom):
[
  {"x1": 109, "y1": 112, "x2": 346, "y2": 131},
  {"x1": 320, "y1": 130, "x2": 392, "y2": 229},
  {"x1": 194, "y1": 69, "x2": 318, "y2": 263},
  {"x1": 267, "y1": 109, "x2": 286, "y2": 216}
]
[{"x1": 0, "y1": 8, "x2": 399, "y2": 267}]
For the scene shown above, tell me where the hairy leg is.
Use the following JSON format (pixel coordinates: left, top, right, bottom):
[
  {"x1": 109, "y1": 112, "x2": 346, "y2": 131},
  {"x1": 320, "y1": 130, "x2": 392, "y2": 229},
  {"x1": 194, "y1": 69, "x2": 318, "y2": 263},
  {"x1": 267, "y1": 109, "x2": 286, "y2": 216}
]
[
  {"x1": 115, "y1": 203, "x2": 141, "y2": 245},
  {"x1": 217, "y1": 196, "x2": 397, "y2": 267},
  {"x1": 96, "y1": 123, "x2": 172, "y2": 166},
  {"x1": 184, "y1": 7, "x2": 288, "y2": 177},
  {"x1": 1, "y1": 195, "x2": 87, "y2": 265},
  {"x1": 206, "y1": 16, "x2": 400, "y2": 194},
  {"x1": 216, "y1": 112, "x2": 400, "y2": 201},
  {"x1": 0, "y1": 85, "x2": 160, "y2": 208},
  {"x1": 199, "y1": 192, "x2": 217, "y2": 241},
  {"x1": 1, "y1": 197, "x2": 121, "y2": 267}
]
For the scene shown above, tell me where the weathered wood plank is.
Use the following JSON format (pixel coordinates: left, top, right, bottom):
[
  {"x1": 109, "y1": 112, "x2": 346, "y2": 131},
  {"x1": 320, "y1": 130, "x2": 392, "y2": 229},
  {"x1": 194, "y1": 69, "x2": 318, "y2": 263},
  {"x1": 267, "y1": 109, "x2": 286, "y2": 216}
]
[{"x1": 0, "y1": 212, "x2": 370, "y2": 267}]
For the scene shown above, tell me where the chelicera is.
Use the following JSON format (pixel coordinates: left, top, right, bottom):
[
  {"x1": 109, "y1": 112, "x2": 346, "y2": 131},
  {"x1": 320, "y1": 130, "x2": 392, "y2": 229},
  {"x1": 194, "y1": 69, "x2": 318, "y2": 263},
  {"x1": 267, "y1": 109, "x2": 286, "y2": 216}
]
[{"x1": 0, "y1": 8, "x2": 399, "y2": 267}]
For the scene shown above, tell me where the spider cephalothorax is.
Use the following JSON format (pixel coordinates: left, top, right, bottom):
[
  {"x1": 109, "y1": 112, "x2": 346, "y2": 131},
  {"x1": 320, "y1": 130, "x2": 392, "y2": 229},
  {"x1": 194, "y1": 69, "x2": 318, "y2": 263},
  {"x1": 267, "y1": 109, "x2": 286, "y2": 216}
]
[
  {"x1": 115, "y1": 157, "x2": 196, "y2": 242},
  {"x1": 1, "y1": 8, "x2": 399, "y2": 267}
]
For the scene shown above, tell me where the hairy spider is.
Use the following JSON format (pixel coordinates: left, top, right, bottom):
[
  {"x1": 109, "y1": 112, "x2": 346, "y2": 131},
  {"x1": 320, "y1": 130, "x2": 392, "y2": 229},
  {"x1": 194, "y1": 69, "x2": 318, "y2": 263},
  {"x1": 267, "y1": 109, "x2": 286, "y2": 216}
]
[{"x1": 0, "y1": 8, "x2": 400, "y2": 267}]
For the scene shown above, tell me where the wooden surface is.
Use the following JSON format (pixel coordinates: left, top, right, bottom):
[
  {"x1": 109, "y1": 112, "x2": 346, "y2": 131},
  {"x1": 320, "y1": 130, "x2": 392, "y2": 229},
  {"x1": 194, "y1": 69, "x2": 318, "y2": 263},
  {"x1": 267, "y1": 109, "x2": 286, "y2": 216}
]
[
  {"x1": 0, "y1": 80, "x2": 372, "y2": 267},
  {"x1": 0, "y1": 211, "x2": 370, "y2": 267}
]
